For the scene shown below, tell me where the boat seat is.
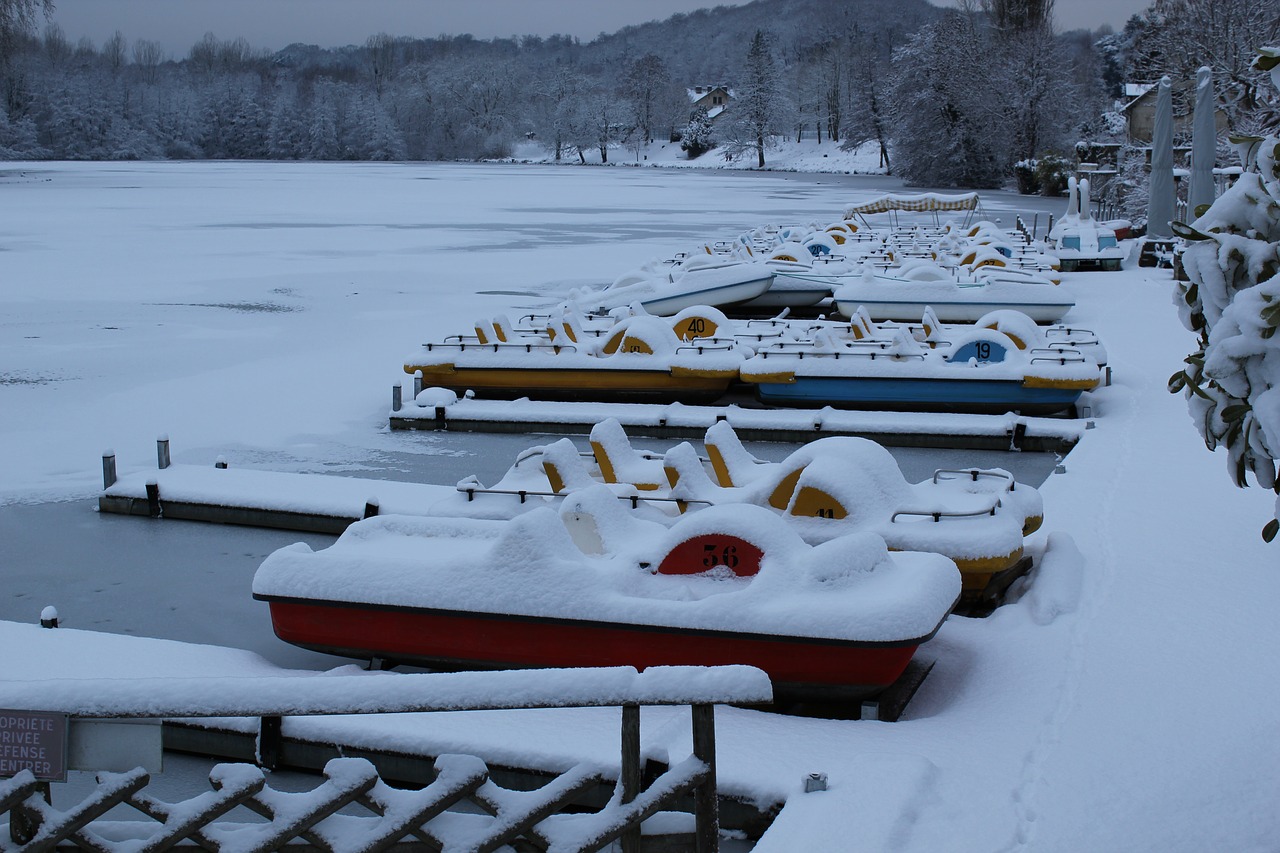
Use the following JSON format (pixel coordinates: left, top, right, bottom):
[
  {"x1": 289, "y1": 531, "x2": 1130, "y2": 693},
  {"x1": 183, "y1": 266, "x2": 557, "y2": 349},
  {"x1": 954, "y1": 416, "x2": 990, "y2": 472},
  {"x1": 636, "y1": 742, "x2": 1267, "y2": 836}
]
[
  {"x1": 539, "y1": 438, "x2": 598, "y2": 493},
  {"x1": 589, "y1": 419, "x2": 667, "y2": 492},
  {"x1": 473, "y1": 319, "x2": 499, "y2": 345},
  {"x1": 703, "y1": 421, "x2": 772, "y2": 488},
  {"x1": 661, "y1": 441, "x2": 729, "y2": 512}
]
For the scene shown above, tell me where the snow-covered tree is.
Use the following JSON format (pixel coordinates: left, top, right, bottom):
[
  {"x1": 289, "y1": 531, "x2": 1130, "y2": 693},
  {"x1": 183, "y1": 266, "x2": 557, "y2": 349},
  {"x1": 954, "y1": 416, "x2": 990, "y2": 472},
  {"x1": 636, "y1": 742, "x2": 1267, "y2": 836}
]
[
  {"x1": 680, "y1": 104, "x2": 714, "y2": 158},
  {"x1": 731, "y1": 30, "x2": 786, "y2": 168},
  {"x1": 1170, "y1": 47, "x2": 1280, "y2": 540},
  {"x1": 1121, "y1": 0, "x2": 1280, "y2": 136},
  {"x1": 621, "y1": 53, "x2": 669, "y2": 145},
  {"x1": 888, "y1": 12, "x2": 1004, "y2": 187}
]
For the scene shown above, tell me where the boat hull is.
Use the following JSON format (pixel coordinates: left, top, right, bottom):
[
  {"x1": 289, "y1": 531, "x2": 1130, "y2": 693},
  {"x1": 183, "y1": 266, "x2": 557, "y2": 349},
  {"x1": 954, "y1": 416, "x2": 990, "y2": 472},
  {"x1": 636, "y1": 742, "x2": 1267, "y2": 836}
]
[
  {"x1": 751, "y1": 375, "x2": 1084, "y2": 415},
  {"x1": 639, "y1": 273, "x2": 775, "y2": 315},
  {"x1": 833, "y1": 297, "x2": 1073, "y2": 324},
  {"x1": 259, "y1": 595, "x2": 931, "y2": 703},
  {"x1": 406, "y1": 365, "x2": 735, "y2": 404}
]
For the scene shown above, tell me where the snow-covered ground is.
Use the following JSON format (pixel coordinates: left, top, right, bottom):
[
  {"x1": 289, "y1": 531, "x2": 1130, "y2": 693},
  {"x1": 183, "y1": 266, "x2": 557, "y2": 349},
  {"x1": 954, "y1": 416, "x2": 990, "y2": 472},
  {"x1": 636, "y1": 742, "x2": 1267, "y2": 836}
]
[
  {"x1": 4, "y1": 162, "x2": 1279, "y2": 851},
  {"x1": 507, "y1": 136, "x2": 888, "y2": 175}
]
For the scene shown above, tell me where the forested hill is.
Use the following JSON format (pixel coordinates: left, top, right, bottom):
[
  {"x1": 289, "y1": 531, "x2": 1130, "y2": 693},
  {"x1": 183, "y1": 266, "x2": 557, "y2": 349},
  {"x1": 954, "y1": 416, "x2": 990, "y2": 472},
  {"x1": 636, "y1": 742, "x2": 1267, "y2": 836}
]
[
  {"x1": 0, "y1": 0, "x2": 943, "y2": 163},
  {"x1": 270, "y1": 0, "x2": 941, "y2": 82}
]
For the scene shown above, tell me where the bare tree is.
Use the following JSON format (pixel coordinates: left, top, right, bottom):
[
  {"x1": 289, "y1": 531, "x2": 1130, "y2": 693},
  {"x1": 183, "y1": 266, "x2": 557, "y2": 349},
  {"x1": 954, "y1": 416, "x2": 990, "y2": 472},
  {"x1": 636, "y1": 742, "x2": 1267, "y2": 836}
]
[
  {"x1": 132, "y1": 38, "x2": 164, "y2": 85},
  {"x1": 981, "y1": 0, "x2": 1056, "y2": 33},
  {"x1": 0, "y1": 0, "x2": 51, "y2": 57},
  {"x1": 103, "y1": 30, "x2": 127, "y2": 74},
  {"x1": 42, "y1": 21, "x2": 69, "y2": 65},
  {"x1": 367, "y1": 33, "x2": 397, "y2": 100}
]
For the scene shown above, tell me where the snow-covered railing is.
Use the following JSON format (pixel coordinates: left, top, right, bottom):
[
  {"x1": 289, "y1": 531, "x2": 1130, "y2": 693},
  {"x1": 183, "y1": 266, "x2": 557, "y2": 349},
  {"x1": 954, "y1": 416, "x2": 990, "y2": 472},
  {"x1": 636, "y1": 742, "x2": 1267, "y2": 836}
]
[{"x1": 1, "y1": 665, "x2": 772, "y2": 853}]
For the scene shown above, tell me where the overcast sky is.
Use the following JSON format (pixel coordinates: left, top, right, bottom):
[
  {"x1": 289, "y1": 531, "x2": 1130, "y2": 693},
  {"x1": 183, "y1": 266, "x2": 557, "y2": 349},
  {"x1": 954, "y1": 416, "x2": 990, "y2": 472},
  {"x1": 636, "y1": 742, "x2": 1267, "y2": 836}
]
[{"x1": 47, "y1": 0, "x2": 1149, "y2": 58}]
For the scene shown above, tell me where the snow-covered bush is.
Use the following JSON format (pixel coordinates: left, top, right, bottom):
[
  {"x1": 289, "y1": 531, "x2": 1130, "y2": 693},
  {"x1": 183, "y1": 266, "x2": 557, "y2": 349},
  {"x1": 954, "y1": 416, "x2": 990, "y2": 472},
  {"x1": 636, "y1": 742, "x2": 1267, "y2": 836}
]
[
  {"x1": 1170, "y1": 47, "x2": 1280, "y2": 540},
  {"x1": 680, "y1": 106, "x2": 714, "y2": 159},
  {"x1": 1034, "y1": 154, "x2": 1072, "y2": 197}
]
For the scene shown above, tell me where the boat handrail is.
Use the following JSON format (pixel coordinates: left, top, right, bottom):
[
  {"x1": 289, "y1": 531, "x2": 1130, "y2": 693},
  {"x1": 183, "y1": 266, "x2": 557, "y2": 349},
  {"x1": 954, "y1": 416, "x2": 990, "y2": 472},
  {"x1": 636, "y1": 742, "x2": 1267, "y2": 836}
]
[
  {"x1": 425, "y1": 340, "x2": 572, "y2": 354},
  {"x1": 890, "y1": 502, "x2": 1001, "y2": 523},
  {"x1": 932, "y1": 468, "x2": 1016, "y2": 491},
  {"x1": 456, "y1": 483, "x2": 711, "y2": 508},
  {"x1": 676, "y1": 342, "x2": 737, "y2": 355},
  {"x1": 1044, "y1": 325, "x2": 1096, "y2": 337},
  {"x1": 755, "y1": 346, "x2": 927, "y2": 361},
  {"x1": 1028, "y1": 348, "x2": 1087, "y2": 365}
]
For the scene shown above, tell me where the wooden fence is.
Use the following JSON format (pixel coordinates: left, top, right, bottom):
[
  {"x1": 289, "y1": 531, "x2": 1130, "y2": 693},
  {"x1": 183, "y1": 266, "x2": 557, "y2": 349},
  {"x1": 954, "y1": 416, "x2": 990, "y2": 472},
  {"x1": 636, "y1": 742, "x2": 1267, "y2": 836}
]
[{"x1": 1, "y1": 666, "x2": 774, "y2": 853}]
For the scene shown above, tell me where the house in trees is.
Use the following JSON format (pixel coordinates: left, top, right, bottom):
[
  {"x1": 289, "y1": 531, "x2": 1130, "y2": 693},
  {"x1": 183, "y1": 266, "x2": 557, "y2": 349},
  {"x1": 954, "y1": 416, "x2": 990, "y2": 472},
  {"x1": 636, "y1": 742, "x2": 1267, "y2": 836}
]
[
  {"x1": 1119, "y1": 80, "x2": 1227, "y2": 144},
  {"x1": 687, "y1": 85, "x2": 733, "y2": 121}
]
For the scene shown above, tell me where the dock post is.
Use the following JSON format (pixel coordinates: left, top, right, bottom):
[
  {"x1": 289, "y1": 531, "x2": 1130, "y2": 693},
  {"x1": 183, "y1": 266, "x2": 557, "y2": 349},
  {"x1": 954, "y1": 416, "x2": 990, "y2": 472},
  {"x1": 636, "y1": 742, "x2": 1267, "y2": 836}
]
[
  {"x1": 435, "y1": 406, "x2": 447, "y2": 431},
  {"x1": 363, "y1": 498, "x2": 380, "y2": 519},
  {"x1": 620, "y1": 703, "x2": 641, "y2": 853},
  {"x1": 1045, "y1": 214, "x2": 1054, "y2": 241},
  {"x1": 413, "y1": 370, "x2": 424, "y2": 399},
  {"x1": 391, "y1": 384, "x2": 402, "y2": 413},
  {"x1": 691, "y1": 703, "x2": 719, "y2": 853},
  {"x1": 1032, "y1": 214, "x2": 1039, "y2": 241},
  {"x1": 40, "y1": 606, "x2": 58, "y2": 629},
  {"x1": 156, "y1": 435, "x2": 170, "y2": 470},
  {"x1": 215, "y1": 456, "x2": 228, "y2": 469},
  {"x1": 102, "y1": 450, "x2": 117, "y2": 489},
  {"x1": 145, "y1": 480, "x2": 162, "y2": 517},
  {"x1": 257, "y1": 716, "x2": 282, "y2": 771}
]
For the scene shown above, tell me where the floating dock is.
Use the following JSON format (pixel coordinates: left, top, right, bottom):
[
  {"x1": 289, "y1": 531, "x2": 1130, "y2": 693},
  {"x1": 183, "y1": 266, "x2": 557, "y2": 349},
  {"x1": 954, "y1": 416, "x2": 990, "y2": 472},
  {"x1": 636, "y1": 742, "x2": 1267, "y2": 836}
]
[
  {"x1": 389, "y1": 397, "x2": 1089, "y2": 453},
  {"x1": 99, "y1": 459, "x2": 455, "y2": 534}
]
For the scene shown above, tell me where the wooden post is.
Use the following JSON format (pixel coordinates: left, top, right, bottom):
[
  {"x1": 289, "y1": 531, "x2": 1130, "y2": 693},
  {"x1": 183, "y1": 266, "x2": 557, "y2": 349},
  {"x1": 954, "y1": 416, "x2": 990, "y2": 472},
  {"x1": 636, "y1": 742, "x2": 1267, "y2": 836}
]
[
  {"x1": 413, "y1": 370, "x2": 424, "y2": 399},
  {"x1": 620, "y1": 703, "x2": 641, "y2": 853},
  {"x1": 258, "y1": 715, "x2": 282, "y2": 770},
  {"x1": 145, "y1": 481, "x2": 161, "y2": 518},
  {"x1": 215, "y1": 456, "x2": 228, "y2": 470},
  {"x1": 391, "y1": 384, "x2": 402, "y2": 413},
  {"x1": 363, "y1": 499, "x2": 380, "y2": 520},
  {"x1": 435, "y1": 406, "x2": 447, "y2": 430},
  {"x1": 156, "y1": 435, "x2": 171, "y2": 470},
  {"x1": 102, "y1": 451, "x2": 117, "y2": 489},
  {"x1": 40, "y1": 606, "x2": 58, "y2": 628},
  {"x1": 691, "y1": 703, "x2": 718, "y2": 853}
]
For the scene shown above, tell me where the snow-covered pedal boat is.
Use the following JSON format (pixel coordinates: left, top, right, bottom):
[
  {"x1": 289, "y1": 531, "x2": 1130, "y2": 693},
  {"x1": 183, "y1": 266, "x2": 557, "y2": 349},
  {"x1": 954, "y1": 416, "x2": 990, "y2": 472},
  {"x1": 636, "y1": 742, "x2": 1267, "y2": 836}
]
[
  {"x1": 402, "y1": 307, "x2": 747, "y2": 404},
  {"x1": 738, "y1": 318, "x2": 1100, "y2": 415},
  {"x1": 253, "y1": 502, "x2": 960, "y2": 702},
  {"x1": 1049, "y1": 177, "x2": 1127, "y2": 272},
  {"x1": 828, "y1": 265, "x2": 1075, "y2": 323},
  {"x1": 570, "y1": 256, "x2": 775, "y2": 316},
  {"x1": 434, "y1": 419, "x2": 1044, "y2": 605}
]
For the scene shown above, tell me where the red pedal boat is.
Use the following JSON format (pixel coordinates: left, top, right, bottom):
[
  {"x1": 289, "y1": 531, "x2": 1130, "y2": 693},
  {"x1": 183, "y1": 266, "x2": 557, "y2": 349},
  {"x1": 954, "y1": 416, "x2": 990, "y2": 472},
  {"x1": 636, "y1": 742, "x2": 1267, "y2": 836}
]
[{"x1": 254, "y1": 495, "x2": 960, "y2": 702}]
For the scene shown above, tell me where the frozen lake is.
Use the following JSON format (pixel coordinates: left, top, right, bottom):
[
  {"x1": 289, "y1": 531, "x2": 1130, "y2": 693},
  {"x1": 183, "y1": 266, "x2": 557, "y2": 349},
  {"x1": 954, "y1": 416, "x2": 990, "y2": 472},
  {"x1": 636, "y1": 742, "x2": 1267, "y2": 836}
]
[{"x1": 1, "y1": 161, "x2": 1060, "y2": 669}]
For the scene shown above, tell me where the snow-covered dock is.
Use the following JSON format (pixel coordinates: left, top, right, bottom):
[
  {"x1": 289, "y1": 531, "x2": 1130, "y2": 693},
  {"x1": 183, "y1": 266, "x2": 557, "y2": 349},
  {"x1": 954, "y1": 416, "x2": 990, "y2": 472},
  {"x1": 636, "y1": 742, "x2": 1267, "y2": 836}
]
[
  {"x1": 390, "y1": 396, "x2": 1088, "y2": 452},
  {"x1": 99, "y1": 462, "x2": 456, "y2": 534}
]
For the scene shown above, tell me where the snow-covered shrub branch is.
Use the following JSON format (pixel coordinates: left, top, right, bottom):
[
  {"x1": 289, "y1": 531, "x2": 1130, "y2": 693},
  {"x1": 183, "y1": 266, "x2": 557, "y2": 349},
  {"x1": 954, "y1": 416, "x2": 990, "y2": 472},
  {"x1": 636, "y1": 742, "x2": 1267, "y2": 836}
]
[{"x1": 1170, "y1": 47, "x2": 1280, "y2": 540}]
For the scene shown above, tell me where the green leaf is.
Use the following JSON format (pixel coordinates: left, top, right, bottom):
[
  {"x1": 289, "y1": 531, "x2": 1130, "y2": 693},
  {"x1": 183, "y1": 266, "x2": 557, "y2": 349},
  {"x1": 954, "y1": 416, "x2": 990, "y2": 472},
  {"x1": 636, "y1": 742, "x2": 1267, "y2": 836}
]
[
  {"x1": 1171, "y1": 220, "x2": 1212, "y2": 241},
  {"x1": 1264, "y1": 518, "x2": 1279, "y2": 543},
  {"x1": 1168, "y1": 371, "x2": 1187, "y2": 393},
  {"x1": 1222, "y1": 404, "x2": 1251, "y2": 422},
  {"x1": 1262, "y1": 301, "x2": 1280, "y2": 327},
  {"x1": 1264, "y1": 326, "x2": 1277, "y2": 340}
]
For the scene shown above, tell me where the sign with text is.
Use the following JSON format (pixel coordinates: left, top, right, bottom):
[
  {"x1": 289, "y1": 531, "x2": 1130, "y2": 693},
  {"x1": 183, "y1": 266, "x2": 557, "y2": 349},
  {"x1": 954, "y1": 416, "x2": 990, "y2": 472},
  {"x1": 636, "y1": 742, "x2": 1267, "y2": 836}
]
[{"x1": 0, "y1": 709, "x2": 69, "y2": 782}]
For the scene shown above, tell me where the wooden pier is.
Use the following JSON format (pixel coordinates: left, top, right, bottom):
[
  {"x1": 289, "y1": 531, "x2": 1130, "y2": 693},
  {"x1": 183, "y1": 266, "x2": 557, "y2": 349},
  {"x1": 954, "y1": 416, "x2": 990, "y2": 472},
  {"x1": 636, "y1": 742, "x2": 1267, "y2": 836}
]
[{"x1": 389, "y1": 396, "x2": 1087, "y2": 453}]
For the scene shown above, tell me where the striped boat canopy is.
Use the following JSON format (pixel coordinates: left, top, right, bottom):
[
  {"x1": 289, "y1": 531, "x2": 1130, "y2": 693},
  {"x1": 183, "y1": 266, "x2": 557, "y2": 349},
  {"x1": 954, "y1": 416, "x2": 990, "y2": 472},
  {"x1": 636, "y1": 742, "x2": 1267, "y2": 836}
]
[{"x1": 843, "y1": 192, "x2": 981, "y2": 218}]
